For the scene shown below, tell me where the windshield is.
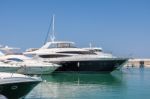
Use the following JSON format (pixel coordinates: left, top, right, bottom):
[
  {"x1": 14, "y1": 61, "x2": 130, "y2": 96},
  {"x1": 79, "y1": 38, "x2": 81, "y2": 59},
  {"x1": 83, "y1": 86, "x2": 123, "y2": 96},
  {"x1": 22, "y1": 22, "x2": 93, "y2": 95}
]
[
  {"x1": 48, "y1": 43, "x2": 76, "y2": 48},
  {"x1": 7, "y1": 58, "x2": 23, "y2": 62}
]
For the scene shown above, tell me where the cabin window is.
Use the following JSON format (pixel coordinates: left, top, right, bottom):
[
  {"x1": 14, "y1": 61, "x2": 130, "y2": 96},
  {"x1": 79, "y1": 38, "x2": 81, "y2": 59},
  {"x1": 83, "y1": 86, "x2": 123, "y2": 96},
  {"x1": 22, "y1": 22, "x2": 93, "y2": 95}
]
[
  {"x1": 57, "y1": 51, "x2": 96, "y2": 55},
  {"x1": 39, "y1": 55, "x2": 70, "y2": 58},
  {"x1": 48, "y1": 44, "x2": 58, "y2": 48},
  {"x1": 7, "y1": 58, "x2": 23, "y2": 62}
]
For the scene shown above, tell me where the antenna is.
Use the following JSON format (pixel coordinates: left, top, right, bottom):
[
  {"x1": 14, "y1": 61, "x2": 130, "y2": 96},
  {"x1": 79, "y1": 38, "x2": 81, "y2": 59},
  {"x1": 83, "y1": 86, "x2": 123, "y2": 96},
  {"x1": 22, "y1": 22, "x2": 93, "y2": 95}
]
[{"x1": 89, "y1": 43, "x2": 92, "y2": 49}]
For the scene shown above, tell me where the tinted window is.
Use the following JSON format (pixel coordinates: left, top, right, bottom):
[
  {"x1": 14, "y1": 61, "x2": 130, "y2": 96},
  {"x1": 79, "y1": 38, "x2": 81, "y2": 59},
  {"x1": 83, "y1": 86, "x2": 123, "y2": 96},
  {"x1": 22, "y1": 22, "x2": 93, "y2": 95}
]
[
  {"x1": 57, "y1": 51, "x2": 96, "y2": 55},
  {"x1": 7, "y1": 58, "x2": 23, "y2": 62},
  {"x1": 39, "y1": 55, "x2": 70, "y2": 58}
]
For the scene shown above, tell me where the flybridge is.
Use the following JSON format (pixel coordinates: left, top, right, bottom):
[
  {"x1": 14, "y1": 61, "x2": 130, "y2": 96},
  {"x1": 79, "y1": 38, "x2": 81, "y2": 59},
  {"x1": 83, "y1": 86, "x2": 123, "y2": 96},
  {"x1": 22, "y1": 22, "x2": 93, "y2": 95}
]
[
  {"x1": 41, "y1": 41, "x2": 76, "y2": 49},
  {"x1": 43, "y1": 14, "x2": 76, "y2": 49}
]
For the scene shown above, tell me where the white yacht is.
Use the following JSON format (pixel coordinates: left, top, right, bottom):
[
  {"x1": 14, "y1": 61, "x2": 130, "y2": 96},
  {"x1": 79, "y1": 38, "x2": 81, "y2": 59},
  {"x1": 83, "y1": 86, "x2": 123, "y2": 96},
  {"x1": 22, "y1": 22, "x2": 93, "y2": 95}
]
[
  {"x1": 0, "y1": 72, "x2": 41, "y2": 99},
  {"x1": 24, "y1": 41, "x2": 127, "y2": 73},
  {"x1": 24, "y1": 15, "x2": 128, "y2": 73},
  {"x1": 0, "y1": 46, "x2": 60, "y2": 74}
]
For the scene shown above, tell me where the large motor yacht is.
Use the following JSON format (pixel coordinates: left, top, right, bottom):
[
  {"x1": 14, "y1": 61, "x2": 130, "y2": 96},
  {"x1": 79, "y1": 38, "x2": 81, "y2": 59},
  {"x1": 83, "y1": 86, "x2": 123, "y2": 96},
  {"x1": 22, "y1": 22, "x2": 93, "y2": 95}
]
[
  {"x1": 0, "y1": 72, "x2": 41, "y2": 99},
  {"x1": 24, "y1": 15, "x2": 128, "y2": 73},
  {"x1": 24, "y1": 41, "x2": 127, "y2": 73}
]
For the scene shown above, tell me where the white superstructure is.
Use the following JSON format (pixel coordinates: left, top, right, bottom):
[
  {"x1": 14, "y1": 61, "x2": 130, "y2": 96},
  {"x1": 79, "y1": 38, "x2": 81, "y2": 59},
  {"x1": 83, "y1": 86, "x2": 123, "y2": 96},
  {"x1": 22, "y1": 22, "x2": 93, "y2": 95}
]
[
  {"x1": 24, "y1": 41, "x2": 106, "y2": 62},
  {"x1": 83, "y1": 47, "x2": 114, "y2": 58}
]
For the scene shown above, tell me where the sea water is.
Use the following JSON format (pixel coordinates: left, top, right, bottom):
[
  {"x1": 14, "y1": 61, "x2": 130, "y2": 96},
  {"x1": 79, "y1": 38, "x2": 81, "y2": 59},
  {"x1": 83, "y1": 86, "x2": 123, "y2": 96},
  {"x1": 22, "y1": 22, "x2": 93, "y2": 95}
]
[{"x1": 26, "y1": 68, "x2": 150, "y2": 99}]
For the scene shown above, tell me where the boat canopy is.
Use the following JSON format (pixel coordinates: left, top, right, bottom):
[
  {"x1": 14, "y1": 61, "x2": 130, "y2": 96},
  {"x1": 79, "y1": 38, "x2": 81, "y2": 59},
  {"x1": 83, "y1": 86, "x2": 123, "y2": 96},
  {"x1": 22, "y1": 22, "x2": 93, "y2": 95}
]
[{"x1": 41, "y1": 41, "x2": 76, "y2": 49}]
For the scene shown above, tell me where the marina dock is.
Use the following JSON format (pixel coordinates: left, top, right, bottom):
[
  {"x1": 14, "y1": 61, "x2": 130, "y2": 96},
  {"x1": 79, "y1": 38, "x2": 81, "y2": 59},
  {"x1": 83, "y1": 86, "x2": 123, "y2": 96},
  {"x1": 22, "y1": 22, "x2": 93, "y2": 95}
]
[{"x1": 124, "y1": 59, "x2": 150, "y2": 68}]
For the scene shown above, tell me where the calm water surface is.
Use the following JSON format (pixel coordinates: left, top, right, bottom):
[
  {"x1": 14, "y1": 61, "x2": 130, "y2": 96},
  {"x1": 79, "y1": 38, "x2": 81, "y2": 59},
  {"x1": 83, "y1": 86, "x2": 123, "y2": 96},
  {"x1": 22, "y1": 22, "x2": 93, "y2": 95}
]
[{"x1": 26, "y1": 68, "x2": 150, "y2": 99}]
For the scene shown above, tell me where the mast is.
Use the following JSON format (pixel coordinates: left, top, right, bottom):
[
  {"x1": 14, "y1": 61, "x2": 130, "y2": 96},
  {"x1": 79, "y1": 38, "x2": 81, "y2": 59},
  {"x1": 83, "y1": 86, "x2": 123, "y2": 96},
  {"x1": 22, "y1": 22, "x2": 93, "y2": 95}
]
[
  {"x1": 51, "y1": 14, "x2": 55, "y2": 42},
  {"x1": 44, "y1": 14, "x2": 56, "y2": 44}
]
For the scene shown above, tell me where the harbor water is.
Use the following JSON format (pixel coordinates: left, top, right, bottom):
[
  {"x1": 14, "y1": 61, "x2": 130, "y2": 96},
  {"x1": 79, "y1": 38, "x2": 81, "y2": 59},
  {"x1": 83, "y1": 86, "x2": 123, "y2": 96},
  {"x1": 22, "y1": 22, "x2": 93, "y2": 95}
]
[{"x1": 26, "y1": 68, "x2": 150, "y2": 99}]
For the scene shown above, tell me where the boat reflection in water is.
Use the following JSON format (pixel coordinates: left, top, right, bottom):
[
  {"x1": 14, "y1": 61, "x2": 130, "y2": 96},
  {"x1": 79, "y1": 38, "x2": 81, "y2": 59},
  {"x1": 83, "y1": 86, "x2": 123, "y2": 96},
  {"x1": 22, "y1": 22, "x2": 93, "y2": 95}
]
[
  {"x1": 26, "y1": 73, "x2": 123, "y2": 99},
  {"x1": 42, "y1": 73, "x2": 122, "y2": 84}
]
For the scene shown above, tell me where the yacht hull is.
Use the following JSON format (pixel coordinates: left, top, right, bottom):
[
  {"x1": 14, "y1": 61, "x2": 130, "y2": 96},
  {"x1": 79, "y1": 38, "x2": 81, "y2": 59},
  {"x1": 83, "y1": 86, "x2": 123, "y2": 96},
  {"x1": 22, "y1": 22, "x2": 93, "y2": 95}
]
[
  {"x1": 0, "y1": 81, "x2": 40, "y2": 99},
  {"x1": 0, "y1": 65, "x2": 60, "y2": 75},
  {"x1": 54, "y1": 58, "x2": 127, "y2": 73},
  {"x1": 0, "y1": 67, "x2": 20, "y2": 72},
  {"x1": 17, "y1": 66, "x2": 59, "y2": 75}
]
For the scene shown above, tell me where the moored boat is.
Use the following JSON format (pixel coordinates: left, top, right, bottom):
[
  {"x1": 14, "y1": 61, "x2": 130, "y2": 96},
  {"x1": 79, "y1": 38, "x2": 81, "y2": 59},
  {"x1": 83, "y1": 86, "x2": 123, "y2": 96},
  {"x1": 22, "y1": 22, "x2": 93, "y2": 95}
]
[
  {"x1": 24, "y1": 15, "x2": 128, "y2": 73},
  {"x1": 25, "y1": 41, "x2": 127, "y2": 73},
  {"x1": 0, "y1": 72, "x2": 41, "y2": 99},
  {"x1": 0, "y1": 46, "x2": 60, "y2": 74}
]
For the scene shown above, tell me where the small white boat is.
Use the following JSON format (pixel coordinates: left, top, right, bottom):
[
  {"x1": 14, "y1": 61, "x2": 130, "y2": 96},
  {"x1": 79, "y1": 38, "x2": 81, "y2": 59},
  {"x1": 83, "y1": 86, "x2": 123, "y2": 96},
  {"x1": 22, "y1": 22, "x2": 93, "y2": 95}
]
[
  {"x1": 0, "y1": 46, "x2": 60, "y2": 74},
  {"x1": 0, "y1": 55, "x2": 60, "y2": 74},
  {"x1": 0, "y1": 72, "x2": 41, "y2": 99}
]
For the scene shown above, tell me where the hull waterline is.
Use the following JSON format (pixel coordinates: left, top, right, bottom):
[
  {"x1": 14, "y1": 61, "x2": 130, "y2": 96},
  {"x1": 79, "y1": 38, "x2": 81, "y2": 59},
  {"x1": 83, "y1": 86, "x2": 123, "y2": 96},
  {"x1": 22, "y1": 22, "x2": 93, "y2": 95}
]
[
  {"x1": 17, "y1": 66, "x2": 59, "y2": 75},
  {"x1": 53, "y1": 58, "x2": 128, "y2": 73}
]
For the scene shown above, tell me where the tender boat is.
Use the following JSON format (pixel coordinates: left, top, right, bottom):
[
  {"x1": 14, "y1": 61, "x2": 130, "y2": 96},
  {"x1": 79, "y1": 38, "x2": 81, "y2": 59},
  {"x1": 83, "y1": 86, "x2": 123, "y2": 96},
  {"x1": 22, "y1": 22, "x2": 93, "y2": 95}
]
[{"x1": 0, "y1": 72, "x2": 41, "y2": 99}]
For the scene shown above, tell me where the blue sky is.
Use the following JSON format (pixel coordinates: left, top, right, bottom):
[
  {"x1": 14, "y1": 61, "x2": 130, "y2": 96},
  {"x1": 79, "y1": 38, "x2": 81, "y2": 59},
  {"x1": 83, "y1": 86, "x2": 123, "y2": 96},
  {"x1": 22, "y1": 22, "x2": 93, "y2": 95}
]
[{"x1": 0, "y1": 0, "x2": 150, "y2": 58}]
